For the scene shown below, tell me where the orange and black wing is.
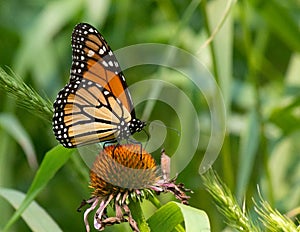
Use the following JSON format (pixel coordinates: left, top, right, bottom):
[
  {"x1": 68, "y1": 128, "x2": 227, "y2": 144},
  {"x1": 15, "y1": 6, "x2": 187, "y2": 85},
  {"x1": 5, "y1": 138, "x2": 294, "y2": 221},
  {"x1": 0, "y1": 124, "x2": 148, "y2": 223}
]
[
  {"x1": 53, "y1": 79, "x2": 132, "y2": 148},
  {"x1": 70, "y1": 23, "x2": 135, "y2": 117},
  {"x1": 52, "y1": 23, "x2": 138, "y2": 148}
]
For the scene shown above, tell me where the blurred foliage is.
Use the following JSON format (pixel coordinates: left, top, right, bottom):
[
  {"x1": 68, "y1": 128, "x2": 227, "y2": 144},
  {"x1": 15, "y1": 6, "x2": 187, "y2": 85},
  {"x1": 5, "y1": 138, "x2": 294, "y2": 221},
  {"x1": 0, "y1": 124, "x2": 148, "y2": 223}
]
[{"x1": 0, "y1": 0, "x2": 300, "y2": 231}]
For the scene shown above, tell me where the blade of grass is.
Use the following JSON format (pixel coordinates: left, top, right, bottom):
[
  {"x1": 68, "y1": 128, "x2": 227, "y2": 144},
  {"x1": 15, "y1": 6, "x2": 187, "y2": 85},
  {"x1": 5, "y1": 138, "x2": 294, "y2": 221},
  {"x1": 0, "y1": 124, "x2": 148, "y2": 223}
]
[
  {"x1": 0, "y1": 188, "x2": 63, "y2": 232},
  {"x1": 4, "y1": 145, "x2": 74, "y2": 231},
  {"x1": 0, "y1": 113, "x2": 38, "y2": 170},
  {"x1": 236, "y1": 109, "x2": 260, "y2": 200},
  {"x1": 249, "y1": 0, "x2": 300, "y2": 53}
]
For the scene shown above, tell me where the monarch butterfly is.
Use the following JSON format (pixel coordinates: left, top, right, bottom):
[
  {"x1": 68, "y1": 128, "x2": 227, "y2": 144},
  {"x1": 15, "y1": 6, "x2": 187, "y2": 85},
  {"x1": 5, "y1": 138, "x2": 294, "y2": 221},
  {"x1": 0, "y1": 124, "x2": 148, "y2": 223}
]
[{"x1": 53, "y1": 23, "x2": 145, "y2": 148}]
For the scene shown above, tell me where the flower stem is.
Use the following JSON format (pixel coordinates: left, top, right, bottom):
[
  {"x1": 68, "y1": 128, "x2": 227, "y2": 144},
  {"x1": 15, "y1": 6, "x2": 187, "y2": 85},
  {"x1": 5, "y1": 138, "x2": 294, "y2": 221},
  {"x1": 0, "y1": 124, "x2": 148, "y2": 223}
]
[{"x1": 128, "y1": 201, "x2": 150, "y2": 232}]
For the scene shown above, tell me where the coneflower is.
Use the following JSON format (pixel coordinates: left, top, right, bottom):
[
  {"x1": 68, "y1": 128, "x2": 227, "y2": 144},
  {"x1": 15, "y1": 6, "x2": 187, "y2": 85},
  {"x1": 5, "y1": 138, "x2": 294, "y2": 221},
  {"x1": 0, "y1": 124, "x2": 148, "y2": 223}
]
[{"x1": 78, "y1": 144, "x2": 191, "y2": 232}]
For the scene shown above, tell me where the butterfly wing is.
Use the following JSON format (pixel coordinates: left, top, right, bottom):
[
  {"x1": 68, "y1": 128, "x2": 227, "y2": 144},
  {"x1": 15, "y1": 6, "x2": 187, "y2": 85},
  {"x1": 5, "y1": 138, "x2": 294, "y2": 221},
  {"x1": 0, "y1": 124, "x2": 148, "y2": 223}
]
[
  {"x1": 53, "y1": 23, "x2": 137, "y2": 148},
  {"x1": 70, "y1": 23, "x2": 135, "y2": 117},
  {"x1": 53, "y1": 79, "x2": 132, "y2": 148}
]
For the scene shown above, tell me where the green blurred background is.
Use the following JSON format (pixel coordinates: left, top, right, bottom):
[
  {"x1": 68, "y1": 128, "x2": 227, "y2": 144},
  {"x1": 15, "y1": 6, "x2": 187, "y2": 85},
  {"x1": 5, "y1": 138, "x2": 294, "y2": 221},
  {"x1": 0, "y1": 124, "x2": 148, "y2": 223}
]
[{"x1": 0, "y1": 0, "x2": 300, "y2": 231}]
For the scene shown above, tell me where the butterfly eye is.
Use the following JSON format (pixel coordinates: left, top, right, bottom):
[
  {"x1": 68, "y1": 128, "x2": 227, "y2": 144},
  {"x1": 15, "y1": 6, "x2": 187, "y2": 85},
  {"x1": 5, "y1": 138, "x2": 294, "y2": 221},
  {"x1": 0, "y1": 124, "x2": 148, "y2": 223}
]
[{"x1": 52, "y1": 23, "x2": 145, "y2": 148}]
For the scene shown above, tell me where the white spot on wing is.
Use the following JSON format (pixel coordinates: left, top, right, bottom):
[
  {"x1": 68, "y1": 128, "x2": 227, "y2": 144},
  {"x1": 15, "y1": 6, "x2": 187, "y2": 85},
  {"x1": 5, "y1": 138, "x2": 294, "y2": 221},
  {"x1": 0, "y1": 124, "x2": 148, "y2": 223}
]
[
  {"x1": 102, "y1": 61, "x2": 108, "y2": 67},
  {"x1": 87, "y1": 50, "x2": 95, "y2": 57}
]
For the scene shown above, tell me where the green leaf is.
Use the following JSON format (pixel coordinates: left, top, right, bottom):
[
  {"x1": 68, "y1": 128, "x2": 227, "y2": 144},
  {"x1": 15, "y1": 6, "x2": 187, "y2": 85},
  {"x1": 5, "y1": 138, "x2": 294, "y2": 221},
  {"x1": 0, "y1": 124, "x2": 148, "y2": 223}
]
[
  {"x1": 269, "y1": 96, "x2": 300, "y2": 135},
  {"x1": 147, "y1": 201, "x2": 210, "y2": 232},
  {"x1": 0, "y1": 113, "x2": 38, "y2": 170},
  {"x1": 0, "y1": 188, "x2": 63, "y2": 232},
  {"x1": 249, "y1": 0, "x2": 300, "y2": 53},
  {"x1": 207, "y1": 0, "x2": 233, "y2": 108},
  {"x1": 236, "y1": 110, "x2": 260, "y2": 200},
  {"x1": 267, "y1": 132, "x2": 300, "y2": 209},
  {"x1": 4, "y1": 145, "x2": 74, "y2": 231}
]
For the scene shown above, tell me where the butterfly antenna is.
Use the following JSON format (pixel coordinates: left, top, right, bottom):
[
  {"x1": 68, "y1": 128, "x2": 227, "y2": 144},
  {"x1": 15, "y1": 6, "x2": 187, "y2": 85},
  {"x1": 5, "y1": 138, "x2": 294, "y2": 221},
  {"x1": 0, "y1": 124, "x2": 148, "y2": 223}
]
[
  {"x1": 146, "y1": 120, "x2": 181, "y2": 137},
  {"x1": 167, "y1": 126, "x2": 181, "y2": 137}
]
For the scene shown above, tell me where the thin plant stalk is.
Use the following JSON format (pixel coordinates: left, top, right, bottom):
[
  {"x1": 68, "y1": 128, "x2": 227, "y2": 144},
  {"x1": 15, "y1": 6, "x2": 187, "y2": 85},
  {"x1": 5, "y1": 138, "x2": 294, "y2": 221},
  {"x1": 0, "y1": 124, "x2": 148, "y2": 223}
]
[
  {"x1": 0, "y1": 67, "x2": 53, "y2": 121},
  {"x1": 202, "y1": 169, "x2": 259, "y2": 231}
]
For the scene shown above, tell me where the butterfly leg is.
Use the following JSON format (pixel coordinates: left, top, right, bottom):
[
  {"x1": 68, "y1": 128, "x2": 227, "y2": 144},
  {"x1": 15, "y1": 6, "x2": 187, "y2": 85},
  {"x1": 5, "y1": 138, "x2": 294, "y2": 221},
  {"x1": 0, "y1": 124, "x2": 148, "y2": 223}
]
[
  {"x1": 127, "y1": 138, "x2": 143, "y2": 160},
  {"x1": 111, "y1": 143, "x2": 120, "y2": 159},
  {"x1": 103, "y1": 140, "x2": 118, "y2": 149},
  {"x1": 103, "y1": 140, "x2": 119, "y2": 159}
]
